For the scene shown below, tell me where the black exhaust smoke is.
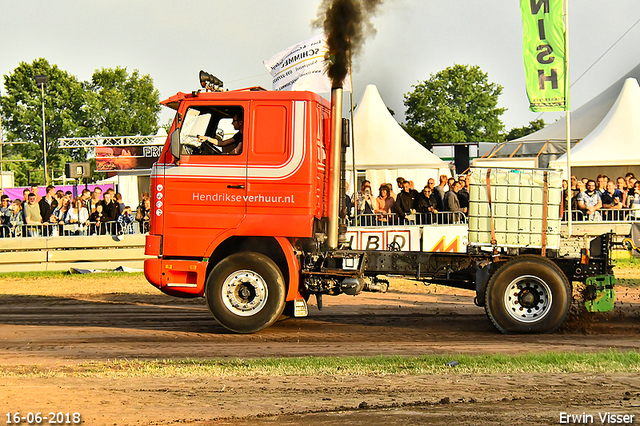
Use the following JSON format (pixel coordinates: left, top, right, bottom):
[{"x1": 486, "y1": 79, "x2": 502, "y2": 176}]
[{"x1": 315, "y1": 0, "x2": 382, "y2": 88}]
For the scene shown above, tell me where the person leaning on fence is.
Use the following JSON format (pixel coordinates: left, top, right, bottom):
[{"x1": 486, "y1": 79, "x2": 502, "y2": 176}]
[
  {"x1": 394, "y1": 180, "x2": 419, "y2": 225},
  {"x1": 99, "y1": 189, "x2": 121, "y2": 233},
  {"x1": 0, "y1": 195, "x2": 10, "y2": 237},
  {"x1": 630, "y1": 181, "x2": 640, "y2": 220},
  {"x1": 51, "y1": 196, "x2": 71, "y2": 234},
  {"x1": 89, "y1": 203, "x2": 106, "y2": 235},
  {"x1": 66, "y1": 196, "x2": 89, "y2": 235},
  {"x1": 601, "y1": 180, "x2": 623, "y2": 221},
  {"x1": 353, "y1": 180, "x2": 375, "y2": 226},
  {"x1": 117, "y1": 206, "x2": 136, "y2": 234},
  {"x1": 415, "y1": 185, "x2": 438, "y2": 224},
  {"x1": 38, "y1": 185, "x2": 58, "y2": 236},
  {"x1": 374, "y1": 184, "x2": 394, "y2": 225},
  {"x1": 136, "y1": 198, "x2": 151, "y2": 233},
  {"x1": 445, "y1": 180, "x2": 467, "y2": 223},
  {"x1": 577, "y1": 179, "x2": 602, "y2": 221},
  {"x1": 23, "y1": 193, "x2": 42, "y2": 236},
  {"x1": 87, "y1": 187, "x2": 102, "y2": 214},
  {"x1": 7, "y1": 200, "x2": 24, "y2": 237}
]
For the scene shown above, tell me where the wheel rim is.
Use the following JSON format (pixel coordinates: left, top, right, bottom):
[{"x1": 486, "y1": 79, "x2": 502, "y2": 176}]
[
  {"x1": 221, "y1": 270, "x2": 268, "y2": 317},
  {"x1": 503, "y1": 275, "x2": 553, "y2": 323}
]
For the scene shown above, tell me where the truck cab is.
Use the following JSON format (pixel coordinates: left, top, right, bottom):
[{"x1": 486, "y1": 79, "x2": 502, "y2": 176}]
[{"x1": 144, "y1": 88, "x2": 333, "y2": 332}]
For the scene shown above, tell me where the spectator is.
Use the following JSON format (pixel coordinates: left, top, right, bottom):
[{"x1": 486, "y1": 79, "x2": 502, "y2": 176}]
[
  {"x1": 55, "y1": 189, "x2": 65, "y2": 203},
  {"x1": 30, "y1": 184, "x2": 41, "y2": 201},
  {"x1": 342, "y1": 182, "x2": 353, "y2": 220},
  {"x1": 577, "y1": 179, "x2": 602, "y2": 221},
  {"x1": 434, "y1": 174, "x2": 448, "y2": 211},
  {"x1": 39, "y1": 185, "x2": 58, "y2": 236},
  {"x1": 117, "y1": 206, "x2": 136, "y2": 234},
  {"x1": 395, "y1": 177, "x2": 405, "y2": 196},
  {"x1": 445, "y1": 180, "x2": 467, "y2": 223},
  {"x1": 52, "y1": 196, "x2": 72, "y2": 225},
  {"x1": 427, "y1": 178, "x2": 436, "y2": 191},
  {"x1": 616, "y1": 176, "x2": 628, "y2": 207},
  {"x1": 99, "y1": 189, "x2": 121, "y2": 232},
  {"x1": 601, "y1": 180, "x2": 623, "y2": 220},
  {"x1": 89, "y1": 203, "x2": 106, "y2": 235},
  {"x1": 581, "y1": 177, "x2": 589, "y2": 186},
  {"x1": 87, "y1": 187, "x2": 103, "y2": 213},
  {"x1": 80, "y1": 188, "x2": 91, "y2": 209},
  {"x1": 66, "y1": 196, "x2": 90, "y2": 235},
  {"x1": 7, "y1": 200, "x2": 24, "y2": 237},
  {"x1": 353, "y1": 180, "x2": 375, "y2": 225},
  {"x1": 394, "y1": 180, "x2": 419, "y2": 224},
  {"x1": 628, "y1": 176, "x2": 638, "y2": 201},
  {"x1": 374, "y1": 184, "x2": 394, "y2": 224},
  {"x1": 0, "y1": 195, "x2": 10, "y2": 237},
  {"x1": 596, "y1": 174, "x2": 607, "y2": 195},
  {"x1": 384, "y1": 183, "x2": 397, "y2": 200},
  {"x1": 415, "y1": 186, "x2": 438, "y2": 224},
  {"x1": 135, "y1": 198, "x2": 152, "y2": 233},
  {"x1": 23, "y1": 193, "x2": 42, "y2": 236},
  {"x1": 625, "y1": 173, "x2": 636, "y2": 195},
  {"x1": 22, "y1": 188, "x2": 30, "y2": 203},
  {"x1": 457, "y1": 175, "x2": 470, "y2": 212},
  {"x1": 115, "y1": 192, "x2": 125, "y2": 213},
  {"x1": 631, "y1": 181, "x2": 640, "y2": 220}
]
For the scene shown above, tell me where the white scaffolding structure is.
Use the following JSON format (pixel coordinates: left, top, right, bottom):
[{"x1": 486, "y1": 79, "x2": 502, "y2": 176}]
[{"x1": 58, "y1": 135, "x2": 165, "y2": 149}]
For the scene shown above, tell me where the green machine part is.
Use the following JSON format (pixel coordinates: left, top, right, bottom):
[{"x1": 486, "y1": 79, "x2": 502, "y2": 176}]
[{"x1": 584, "y1": 275, "x2": 616, "y2": 313}]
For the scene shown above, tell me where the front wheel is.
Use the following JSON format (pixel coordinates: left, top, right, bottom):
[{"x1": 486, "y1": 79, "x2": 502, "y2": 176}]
[
  {"x1": 485, "y1": 255, "x2": 571, "y2": 334},
  {"x1": 205, "y1": 252, "x2": 286, "y2": 333}
]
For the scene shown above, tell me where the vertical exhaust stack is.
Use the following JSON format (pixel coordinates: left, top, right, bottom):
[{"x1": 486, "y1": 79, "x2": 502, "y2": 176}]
[
  {"x1": 316, "y1": 0, "x2": 382, "y2": 249},
  {"x1": 327, "y1": 87, "x2": 343, "y2": 250}
]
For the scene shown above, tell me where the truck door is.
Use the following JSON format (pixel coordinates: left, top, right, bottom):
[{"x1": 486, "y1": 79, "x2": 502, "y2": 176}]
[{"x1": 161, "y1": 103, "x2": 248, "y2": 257}]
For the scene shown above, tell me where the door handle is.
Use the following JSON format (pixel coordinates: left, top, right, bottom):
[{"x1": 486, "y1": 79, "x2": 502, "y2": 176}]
[{"x1": 227, "y1": 184, "x2": 245, "y2": 189}]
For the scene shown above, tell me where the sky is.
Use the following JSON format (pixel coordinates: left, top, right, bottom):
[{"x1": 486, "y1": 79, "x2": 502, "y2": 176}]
[{"x1": 2, "y1": 0, "x2": 640, "y2": 134}]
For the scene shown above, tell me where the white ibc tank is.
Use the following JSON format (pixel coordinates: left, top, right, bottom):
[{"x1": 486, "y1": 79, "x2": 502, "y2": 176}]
[{"x1": 468, "y1": 168, "x2": 562, "y2": 249}]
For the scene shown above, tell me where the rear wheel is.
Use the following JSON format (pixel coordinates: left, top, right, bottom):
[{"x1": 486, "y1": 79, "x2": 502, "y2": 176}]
[
  {"x1": 485, "y1": 255, "x2": 571, "y2": 334},
  {"x1": 205, "y1": 252, "x2": 286, "y2": 333}
]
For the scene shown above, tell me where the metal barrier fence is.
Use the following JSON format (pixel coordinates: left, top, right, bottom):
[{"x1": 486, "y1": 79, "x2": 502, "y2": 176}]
[
  {"x1": 564, "y1": 208, "x2": 640, "y2": 222},
  {"x1": 344, "y1": 211, "x2": 468, "y2": 227},
  {"x1": 0, "y1": 221, "x2": 150, "y2": 238}
]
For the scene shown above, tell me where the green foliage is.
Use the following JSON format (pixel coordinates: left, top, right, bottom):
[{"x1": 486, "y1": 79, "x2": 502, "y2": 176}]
[
  {"x1": 505, "y1": 118, "x2": 546, "y2": 140},
  {"x1": 1, "y1": 58, "x2": 84, "y2": 185},
  {"x1": 1, "y1": 59, "x2": 161, "y2": 186},
  {"x1": 83, "y1": 67, "x2": 161, "y2": 136},
  {"x1": 403, "y1": 64, "x2": 506, "y2": 148}
]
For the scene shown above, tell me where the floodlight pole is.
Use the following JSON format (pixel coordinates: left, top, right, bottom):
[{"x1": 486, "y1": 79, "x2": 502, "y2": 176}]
[{"x1": 35, "y1": 75, "x2": 49, "y2": 186}]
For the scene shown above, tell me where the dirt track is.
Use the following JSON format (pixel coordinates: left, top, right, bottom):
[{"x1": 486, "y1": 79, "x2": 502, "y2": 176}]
[{"x1": 1, "y1": 278, "x2": 640, "y2": 425}]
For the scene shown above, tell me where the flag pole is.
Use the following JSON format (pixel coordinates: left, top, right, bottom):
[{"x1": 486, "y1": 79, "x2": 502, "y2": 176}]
[
  {"x1": 349, "y1": 48, "x2": 358, "y2": 225},
  {"x1": 564, "y1": 0, "x2": 572, "y2": 236}
]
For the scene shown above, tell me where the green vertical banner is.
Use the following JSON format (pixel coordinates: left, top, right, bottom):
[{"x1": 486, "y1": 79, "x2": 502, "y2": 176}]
[{"x1": 521, "y1": 0, "x2": 567, "y2": 111}]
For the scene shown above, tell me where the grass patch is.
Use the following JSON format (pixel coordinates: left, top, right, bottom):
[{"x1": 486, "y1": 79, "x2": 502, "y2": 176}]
[
  {"x1": 2, "y1": 351, "x2": 639, "y2": 379},
  {"x1": 614, "y1": 257, "x2": 640, "y2": 269}
]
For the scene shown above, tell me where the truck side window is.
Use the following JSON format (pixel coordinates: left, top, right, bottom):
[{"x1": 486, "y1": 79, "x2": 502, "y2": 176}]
[{"x1": 180, "y1": 106, "x2": 244, "y2": 156}]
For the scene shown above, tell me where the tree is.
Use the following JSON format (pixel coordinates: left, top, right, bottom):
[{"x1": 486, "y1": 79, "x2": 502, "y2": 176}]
[
  {"x1": 403, "y1": 64, "x2": 506, "y2": 148},
  {"x1": 83, "y1": 67, "x2": 161, "y2": 136},
  {"x1": 1, "y1": 58, "x2": 85, "y2": 184},
  {"x1": 504, "y1": 119, "x2": 545, "y2": 140},
  {"x1": 1, "y1": 60, "x2": 162, "y2": 185}
]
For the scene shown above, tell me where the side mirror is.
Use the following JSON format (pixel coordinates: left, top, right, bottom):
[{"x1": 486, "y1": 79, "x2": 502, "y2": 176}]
[{"x1": 170, "y1": 129, "x2": 181, "y2": 163}]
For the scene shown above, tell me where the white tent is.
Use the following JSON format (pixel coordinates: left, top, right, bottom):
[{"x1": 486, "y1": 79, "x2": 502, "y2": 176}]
[
  {"x1": 346, "y1": 84, "x2": 449, "y2": 193},
  {"x1": 549, "y1": 77, "x2": 640, "y2": 179},
  {"x1": 487, "y1": 62, "x2": 640, "y2": 167}
]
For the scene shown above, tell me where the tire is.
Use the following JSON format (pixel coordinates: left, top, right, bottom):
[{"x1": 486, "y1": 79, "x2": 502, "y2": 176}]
[
  {"x1": 205, "y1": 252, "x2": 286, "y2": 333},
  {"x1": 485, "y1": 255, "x2": 571, "y2": 334}
]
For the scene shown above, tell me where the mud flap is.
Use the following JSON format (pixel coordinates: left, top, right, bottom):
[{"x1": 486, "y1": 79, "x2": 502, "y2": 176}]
[{"x1": 584, "y1": 275, "x2": 616, "y2": 313}]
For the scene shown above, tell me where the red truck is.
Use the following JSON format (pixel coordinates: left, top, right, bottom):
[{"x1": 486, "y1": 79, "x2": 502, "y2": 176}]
[{"x1": 144, "y1": 79, "x2": 615, "y2": 334}]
